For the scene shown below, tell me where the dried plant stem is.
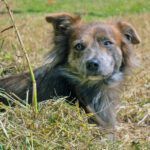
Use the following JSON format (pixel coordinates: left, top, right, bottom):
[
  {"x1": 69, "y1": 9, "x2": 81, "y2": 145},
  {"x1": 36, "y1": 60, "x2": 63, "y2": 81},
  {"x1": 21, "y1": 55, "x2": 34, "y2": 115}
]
[
  {"x1": 0, "y1": 25, "x2": 13, "y2": 33},
  {"x1": 2, "y1": 0, "x2": 38, "y2": 113}
]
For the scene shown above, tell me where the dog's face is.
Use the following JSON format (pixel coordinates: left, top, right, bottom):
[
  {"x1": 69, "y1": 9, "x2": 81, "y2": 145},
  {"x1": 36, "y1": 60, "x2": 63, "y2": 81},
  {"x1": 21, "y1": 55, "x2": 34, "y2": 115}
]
[
  {"x1": 46, "y1": 13, "x2": 140, "y2": 81},
  {"x1": 69, "y1": 23, "x2": 123, "y2": 80}
]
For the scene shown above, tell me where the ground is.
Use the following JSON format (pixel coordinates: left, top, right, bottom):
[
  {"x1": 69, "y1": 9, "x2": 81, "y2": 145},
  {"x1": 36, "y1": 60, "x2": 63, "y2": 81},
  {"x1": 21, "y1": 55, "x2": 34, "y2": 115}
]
[{"x1": 0, "y1": 0, "x2": 149, "y2": 149}]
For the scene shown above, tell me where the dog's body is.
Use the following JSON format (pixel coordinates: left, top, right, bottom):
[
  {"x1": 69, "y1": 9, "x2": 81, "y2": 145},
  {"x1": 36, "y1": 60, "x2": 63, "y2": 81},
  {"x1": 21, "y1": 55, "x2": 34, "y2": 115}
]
[{"x1": 0, "y1": 13, "x2": 140, "y2": 127}]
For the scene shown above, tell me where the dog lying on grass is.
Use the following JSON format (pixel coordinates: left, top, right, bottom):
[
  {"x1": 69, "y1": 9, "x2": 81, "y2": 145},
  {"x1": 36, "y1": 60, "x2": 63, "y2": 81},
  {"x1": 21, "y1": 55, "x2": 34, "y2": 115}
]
[{"x1": 0, "y1": 13, "x2": 140, "y2": 127}]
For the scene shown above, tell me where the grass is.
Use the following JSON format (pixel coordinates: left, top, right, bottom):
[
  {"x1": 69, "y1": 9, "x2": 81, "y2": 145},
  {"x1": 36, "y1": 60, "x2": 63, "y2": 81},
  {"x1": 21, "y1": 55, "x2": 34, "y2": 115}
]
[
  {"x1": 1, "y1": 0, "x2": 150, "y2": 20},
  {"x1": 0, "y1": 96, "x2": 104, "y2": 149},
  {"x1": 0, "y1": 0, "x2": 150, "y2": 149}
]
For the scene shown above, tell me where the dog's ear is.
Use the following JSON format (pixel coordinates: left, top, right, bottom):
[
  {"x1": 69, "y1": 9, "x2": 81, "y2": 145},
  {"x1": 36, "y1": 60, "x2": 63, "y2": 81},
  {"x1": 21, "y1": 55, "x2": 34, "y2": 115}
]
[
  {"x1": 117, "y1": 21, "x2": 141, "y2": 44},
  {"x1": 45, "y1": 12, "x2": 81, "y2": 35}
]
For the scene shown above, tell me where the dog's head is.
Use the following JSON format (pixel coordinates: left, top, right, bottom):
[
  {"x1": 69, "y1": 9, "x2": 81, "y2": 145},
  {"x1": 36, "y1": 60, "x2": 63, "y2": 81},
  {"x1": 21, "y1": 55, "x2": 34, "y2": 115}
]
[{"x1": 46, "y1": 13, "x2": 140, "y2": 82}]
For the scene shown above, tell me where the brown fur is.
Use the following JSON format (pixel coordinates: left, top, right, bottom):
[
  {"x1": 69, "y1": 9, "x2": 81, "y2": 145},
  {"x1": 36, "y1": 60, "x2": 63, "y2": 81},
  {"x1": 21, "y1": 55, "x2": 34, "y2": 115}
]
[{"x1": 0, "y1": 13, "x2": 140, "y2": 127}]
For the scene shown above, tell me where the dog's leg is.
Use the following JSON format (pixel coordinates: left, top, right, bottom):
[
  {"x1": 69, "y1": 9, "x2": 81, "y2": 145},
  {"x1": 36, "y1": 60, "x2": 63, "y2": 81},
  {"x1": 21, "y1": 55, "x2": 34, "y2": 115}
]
[{"x1": 76, "y1": 83, "x2": 119, "y2": 127}]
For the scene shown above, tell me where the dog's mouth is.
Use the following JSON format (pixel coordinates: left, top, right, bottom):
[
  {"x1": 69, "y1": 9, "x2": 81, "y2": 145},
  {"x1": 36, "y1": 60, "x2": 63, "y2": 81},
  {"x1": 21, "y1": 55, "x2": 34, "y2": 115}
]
[
  {"x1": 66, "y1": 65, "x2": 114, "y2": 82},
  {"x1": 84, "y1": 71, "x2": 123, "y2": 86},
  {"x1": 86, "y1": 72, "x2": 113, "y2": 81},
  {"x1": 87, "y1": 75, "x2": 103, "y2": 81},
  {"x1": 86, "y1": 74, "x2": 112, "y2": 82}
]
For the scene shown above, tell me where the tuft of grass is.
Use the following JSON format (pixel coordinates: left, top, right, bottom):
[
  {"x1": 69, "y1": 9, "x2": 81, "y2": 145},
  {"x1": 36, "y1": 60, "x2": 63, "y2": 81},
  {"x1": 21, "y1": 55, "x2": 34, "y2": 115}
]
[
  {"x1": 0, "y1": 93, "x2": 115, "y2": 149},
  {"x1": 0, "y1": 92, "x2": 149, "y2": 149}
]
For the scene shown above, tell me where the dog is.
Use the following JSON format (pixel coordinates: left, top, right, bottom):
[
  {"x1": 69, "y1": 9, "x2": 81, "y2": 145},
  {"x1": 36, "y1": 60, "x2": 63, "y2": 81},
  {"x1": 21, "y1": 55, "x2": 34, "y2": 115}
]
[{"x1": 0, "y1": 13, "x2": 140, "y2": 127}]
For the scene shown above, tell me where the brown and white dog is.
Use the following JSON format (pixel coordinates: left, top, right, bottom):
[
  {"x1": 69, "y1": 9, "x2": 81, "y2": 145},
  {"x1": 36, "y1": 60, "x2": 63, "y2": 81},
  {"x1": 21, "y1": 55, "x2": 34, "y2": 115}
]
[{"x1": 0, "y1": 13, "x2": 140, "y2": 127}]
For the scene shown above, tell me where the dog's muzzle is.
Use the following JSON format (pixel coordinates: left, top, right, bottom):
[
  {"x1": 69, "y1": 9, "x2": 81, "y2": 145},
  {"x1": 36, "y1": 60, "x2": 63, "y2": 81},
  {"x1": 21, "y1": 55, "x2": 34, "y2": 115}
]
[
  {"x1": 86, "y1": 58, "x2": 114, "y2": 78},
  {"x1": 86, "y1": 59, "x2": 99, "y2": 73}
]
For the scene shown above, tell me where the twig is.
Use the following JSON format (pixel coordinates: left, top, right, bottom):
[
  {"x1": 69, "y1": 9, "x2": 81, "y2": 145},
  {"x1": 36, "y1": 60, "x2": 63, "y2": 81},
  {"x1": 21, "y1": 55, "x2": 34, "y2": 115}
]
[
  {"x1": 2, "y1": 0, "x2": 38, "y2": 113},
  {"x1": 0, "y1": 25, "x2": 13, "y2": 33}
]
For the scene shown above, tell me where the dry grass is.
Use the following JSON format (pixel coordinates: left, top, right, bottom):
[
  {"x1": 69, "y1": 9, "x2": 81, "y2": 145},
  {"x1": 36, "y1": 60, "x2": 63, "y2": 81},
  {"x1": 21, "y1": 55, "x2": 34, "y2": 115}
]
[
  {"x1": 0, "y1": 13, "x2": 51, "y2": 75},
  {"x1": 0, "y1": 97, "x2": 104, "y2": 149},
  {"x1": 0, "y1": 11, "x2": 150, "y2": 149}
]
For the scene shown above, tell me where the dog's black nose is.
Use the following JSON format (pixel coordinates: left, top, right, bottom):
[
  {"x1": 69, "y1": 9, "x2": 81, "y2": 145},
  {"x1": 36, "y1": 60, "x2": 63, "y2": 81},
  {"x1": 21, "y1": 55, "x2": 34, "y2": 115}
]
[{"x1": 86, "y1": 59, "x2": 99, "y2": 72}]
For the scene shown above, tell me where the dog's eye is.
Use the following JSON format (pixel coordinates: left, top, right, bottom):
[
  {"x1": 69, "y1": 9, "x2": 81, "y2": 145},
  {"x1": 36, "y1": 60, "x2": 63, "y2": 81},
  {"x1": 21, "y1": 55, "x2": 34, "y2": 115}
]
[
  {"x1": 74, "y1": 43, "x2": 85, "y2": 51},
  {"x1": 103, "y1": 40, "x2": 113, "y2": 46}
]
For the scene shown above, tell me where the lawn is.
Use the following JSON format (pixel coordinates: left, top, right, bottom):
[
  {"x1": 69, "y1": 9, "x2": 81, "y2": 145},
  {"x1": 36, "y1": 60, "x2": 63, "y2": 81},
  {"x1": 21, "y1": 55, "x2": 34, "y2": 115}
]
[
  {"x1": 1, "y1": 0, "x2": 150, "y2": 20},
  {"x1": 6, "y1": 0, "x2": 150, "y2": 16},
  {"x1": 0, "y1": 0, "x2": 150, "y2": 149}
]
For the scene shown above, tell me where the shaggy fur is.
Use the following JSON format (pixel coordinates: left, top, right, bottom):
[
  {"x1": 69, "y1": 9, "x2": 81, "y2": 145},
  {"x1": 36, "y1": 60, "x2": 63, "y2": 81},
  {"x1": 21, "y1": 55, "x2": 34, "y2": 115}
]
[{"x1": 0, "y1": 13, "x2": 140, "y2": 127}]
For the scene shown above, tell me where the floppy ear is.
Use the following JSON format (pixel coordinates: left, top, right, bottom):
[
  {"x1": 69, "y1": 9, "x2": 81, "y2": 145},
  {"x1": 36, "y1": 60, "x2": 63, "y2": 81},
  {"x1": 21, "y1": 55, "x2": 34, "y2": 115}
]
[
  {"x1": 45, "y1": 12, "x2": 81, "y2": 35},
  {"x1": 117, "y1": 21, "x2": 141, "y2": 44}
]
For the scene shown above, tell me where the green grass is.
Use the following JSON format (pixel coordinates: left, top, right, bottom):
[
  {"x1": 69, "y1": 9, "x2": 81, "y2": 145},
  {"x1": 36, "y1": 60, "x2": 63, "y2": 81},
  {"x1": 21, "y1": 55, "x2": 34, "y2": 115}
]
[{"x1": 9, "y1": 0, "x2": 150, "y2": 18}]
